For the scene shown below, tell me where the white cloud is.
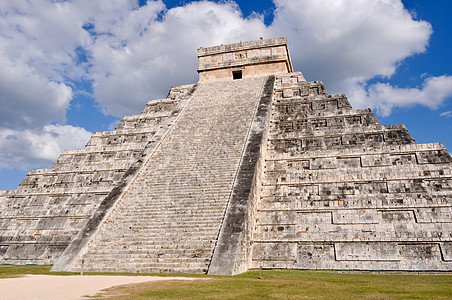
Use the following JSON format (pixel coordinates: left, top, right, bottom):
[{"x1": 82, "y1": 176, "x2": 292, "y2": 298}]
[
  {"x1": 349, "y1": 75, "x2": 452, "y2": 116},
  {"x1": 440, "y1": 111, "x2": 452, "y2": 118},
  {"x1": 0, "y1": 52, "x2": 73, "y2": 130},
  {"x1": 0, "y1": 125, "x2": 91, "y2": 169},
  {"x1": 269, "y1": 0, "x2": 432, "y2": 91},
  {"x1": 0, "y1": 0, "x2": 91, "y2": 81},
  {"x1": 88, "y1": 0, "x2": 267, "y2": 116}
]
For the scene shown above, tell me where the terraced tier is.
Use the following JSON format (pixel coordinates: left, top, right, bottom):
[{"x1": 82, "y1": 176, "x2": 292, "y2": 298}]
[
  {"x1": 0, "y1": 84, "x2": 195, "y2": 265},
  {"x1": 252, "y1": 73, "x2": 452, "y2": 271}
]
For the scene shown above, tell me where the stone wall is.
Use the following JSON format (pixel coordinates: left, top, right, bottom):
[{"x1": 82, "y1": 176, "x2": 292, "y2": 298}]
[
  {"x1": 252, "y1": 73, "x2": 452, "y2": 271},
  {"x1": 198, "y1": 37, "x2": 293, "y2": 82}
]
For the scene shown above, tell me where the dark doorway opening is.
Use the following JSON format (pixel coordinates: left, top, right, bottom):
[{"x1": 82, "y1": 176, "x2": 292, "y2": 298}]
[{"x1": 232, "y1": 70, "x2": 242, "y2": 80}]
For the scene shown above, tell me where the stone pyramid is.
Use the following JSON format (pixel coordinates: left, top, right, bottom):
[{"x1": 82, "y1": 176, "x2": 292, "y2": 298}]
[{"x1": 0, "y1": 38, "x2": 450, "y2": 275}]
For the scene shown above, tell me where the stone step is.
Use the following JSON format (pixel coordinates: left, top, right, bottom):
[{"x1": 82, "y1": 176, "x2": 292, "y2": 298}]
[
  {"x1": 97, "y1": 229, "x2": 219, "y2": 236},
  {"x1": 258, "y1": 194, "x2": 451, "y2": 210},
  {"x1": 31, "y1": 164, "x2": 130, "y2": 174},
  {"x1": 75, "y1": 77, "x2": 267, "y2": 272},
  {"x1": 253, "y1": 227, "x2": 450, "y2": 242},
  {"x1": 266, "y1": 143, "x2": 449, "y2": 160},
  {"x1": 87, "y1": 244, "x2": 215, "y2": 252},
  {"x1": 20, "y1": 170, "x2": 124, "y2": 186},
  {"x1": 16, "y1": 182, "x2": 114, "y2": 194},
  {"x1": 86, "y1": 241, "x2": 216, "y2": 249},
  {"x1": 268, "y1": 125, "x2": 414, "y2": 144},
  {"x1": 263, "y1": 168, "x2": 452, "y2": 184},
  {"x1": 260, "y1": 178, "x2": 452, "y2": 197},
  {"x1": 100, "y1": 222, "x2": 222, "y2": 229},
  {"x1": 0, "y1": 207, "x2": 94, "y2": 217},
  {"x1": 86, "y1": 132, "x2": 155, "y2": 147},
  {"x1": 80, "y1": 263, "x2": 208, "y2": 274},
  {"x1": 111, "y1": 215, "x2": 224, "y2": 221},
  {"x1": 81, "y1": 255, "x2": 211, "y2": 264},
  {"x1": 270, "y1": 123, "x2": 385, "y2": 136},
  {"x1": 13, "y1": 186, "x2": 112, "y2": 195},
  {"x1": 54, "y1": 152, "x2": 141, "y2": 165},
  {"x1": 141, "y1": 101, "x2": 180, "y2": 115}
]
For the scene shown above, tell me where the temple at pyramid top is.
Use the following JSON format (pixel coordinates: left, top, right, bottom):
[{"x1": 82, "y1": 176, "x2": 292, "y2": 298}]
[{"x1": 197, "y1": 37, "x2": 293, "y2": 82}]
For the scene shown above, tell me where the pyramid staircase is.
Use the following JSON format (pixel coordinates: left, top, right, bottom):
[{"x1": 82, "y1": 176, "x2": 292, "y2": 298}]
[{"x1": 52, "y1": 76, "x2": 271, "y2": 273}]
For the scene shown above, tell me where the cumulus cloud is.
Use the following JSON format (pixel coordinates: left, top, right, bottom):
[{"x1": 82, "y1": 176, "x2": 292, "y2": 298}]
[
  {"x1": 0, "y1": 0, "x2": 93, "y2": 169},
  {"x1": 0, "y1": 53, "x2": 72, "y2": 130},
  {"x1": 88, "y1": 0, "x2": 267, "y2": 115},
  {"x1": 269, "y1": 0, "x2": 432, "y2": 89},
  {"x1": 0, "y1": 125, "x2": 91, "y2": 169},
  {"x1": 0, "y1": 0, "x2": 79, "y2": 131},
  {"x1": 349, "y1": 75, "x2": 452, "y2": 116}
]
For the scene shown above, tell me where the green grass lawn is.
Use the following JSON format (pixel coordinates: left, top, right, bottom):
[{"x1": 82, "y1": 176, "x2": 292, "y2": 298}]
[
  {"x1": 1, "y1": 265, "x2": 451, "y2": 299},
  {"x1": 100, "y1": 270, "x2": 452, "y2": 300},
  {"x1": 0, "y1": 264, "x2": 70, "y2": 278}
]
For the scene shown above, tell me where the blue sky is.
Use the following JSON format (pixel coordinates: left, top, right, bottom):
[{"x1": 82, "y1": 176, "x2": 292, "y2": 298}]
[{"x1": 0, "y1": 0, "x2": 451, "y2": 190}]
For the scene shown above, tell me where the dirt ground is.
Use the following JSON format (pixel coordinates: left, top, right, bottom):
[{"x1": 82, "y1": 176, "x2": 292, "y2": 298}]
[{"x1": 0, "y1": 274, "x2": 199, "y2": 300}]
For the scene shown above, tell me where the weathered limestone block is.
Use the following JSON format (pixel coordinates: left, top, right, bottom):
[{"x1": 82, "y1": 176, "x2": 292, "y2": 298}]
[
  {"x1": 415, "y1": 207, "x2": 452, "y2": 223},
  {"x1": 296, "y1": 243, "x2": 336, "y2": 268},
  {"x1": 283, "y1": 88, "x2": 294, "y2": 98},
  {"x1": 253, "y1": 243, "x2": 297, "y2": 264},
  {"x1": 332, "y1": 210, "x2": 379, "y2": 224},
  {"x1": 441, "y1": 242, "x2": 452, "y2": 261},
  {"x1": 416, "y1": 150, "x2": 452, "y2": 164},
  {"x1": 253, "y1": 71, "x2": 452, "y2": 271},
  {"x1": 335, "y1": 242, "x2": 401, "y2": 261},
  {"x1": 361, "y1": 154, "x2": 392, "y2": 167}
]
